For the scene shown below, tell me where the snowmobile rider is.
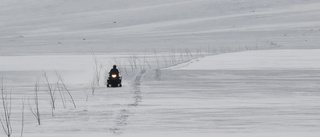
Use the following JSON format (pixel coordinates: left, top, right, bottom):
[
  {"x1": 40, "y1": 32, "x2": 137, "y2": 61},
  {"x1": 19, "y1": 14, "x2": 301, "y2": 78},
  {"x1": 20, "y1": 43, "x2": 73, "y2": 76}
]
[{"x1": 109, "y1": 65, "x2": 119, "y2": 76}]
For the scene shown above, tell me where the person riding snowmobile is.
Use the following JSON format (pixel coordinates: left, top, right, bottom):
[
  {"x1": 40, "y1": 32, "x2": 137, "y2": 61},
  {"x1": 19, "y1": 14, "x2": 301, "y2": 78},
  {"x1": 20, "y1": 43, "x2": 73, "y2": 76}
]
[
  {"x1": 107, "y1": 65, "x2": 122, "y2": 87},
  {"x1": 109, "y1": 65, "x2": 119, "y2": 76}
]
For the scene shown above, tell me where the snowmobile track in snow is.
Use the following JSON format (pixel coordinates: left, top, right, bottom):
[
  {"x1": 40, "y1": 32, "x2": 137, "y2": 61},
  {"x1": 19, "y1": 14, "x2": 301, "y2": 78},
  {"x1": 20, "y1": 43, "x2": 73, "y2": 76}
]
[{"x1": 109, "y1": 69, "x2": 146, "y2": 134}]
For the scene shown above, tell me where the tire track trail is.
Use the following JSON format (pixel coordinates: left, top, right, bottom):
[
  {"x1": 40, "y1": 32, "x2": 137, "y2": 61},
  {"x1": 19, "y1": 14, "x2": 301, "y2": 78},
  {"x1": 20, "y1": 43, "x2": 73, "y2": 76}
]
[{"x1": 109, "y1": 69, "x2": 146, "y2": 134}]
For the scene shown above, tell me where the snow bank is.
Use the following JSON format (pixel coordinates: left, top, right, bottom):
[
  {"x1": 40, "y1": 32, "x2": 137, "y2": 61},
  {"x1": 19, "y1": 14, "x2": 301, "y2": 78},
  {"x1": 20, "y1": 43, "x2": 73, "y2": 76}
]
[{"x1": 177, "y1": 49, "x2": 320, "y2": 70}]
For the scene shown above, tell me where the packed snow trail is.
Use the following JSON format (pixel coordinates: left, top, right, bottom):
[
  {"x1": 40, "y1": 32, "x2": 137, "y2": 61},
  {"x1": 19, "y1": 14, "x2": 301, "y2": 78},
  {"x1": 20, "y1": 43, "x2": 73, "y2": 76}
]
[{"x1": 109, "y1": 69, "x2": 146, "y2": 134}]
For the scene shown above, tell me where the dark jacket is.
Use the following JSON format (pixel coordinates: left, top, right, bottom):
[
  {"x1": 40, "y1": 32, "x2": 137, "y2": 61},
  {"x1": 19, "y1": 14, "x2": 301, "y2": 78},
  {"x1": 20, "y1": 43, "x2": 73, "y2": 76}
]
[{"x1": 109, "y1": 68, "x2": 119, "y2": 75}]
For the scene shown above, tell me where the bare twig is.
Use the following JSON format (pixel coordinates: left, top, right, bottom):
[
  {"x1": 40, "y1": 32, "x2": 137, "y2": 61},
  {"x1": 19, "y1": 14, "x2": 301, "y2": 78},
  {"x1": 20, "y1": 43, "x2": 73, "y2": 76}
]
[
  {"x1": 84, "y1": 90, "x2": 89, "y2": 102},
  {"x1": 91, "y1": 77, "x2": 96, "y2": 95},
  {"x1": 91, "y1": 48, "x2": 102, "y2": 86},
  {"x1": 0, "y1": 78, "x2": 12, "y2": 137},
  {"x1": 21, "y1": 99, "x2": 25, "y2": 137},
  {"x1": 56, "y1": 81, "x2": 66, "y2": 109},
  {"x1": 55, "y1": 71, "x2": 76, "y2": 108},
  {"x1": 42, "y1": 71, "x2": 56, "y2": 116},
  {"x1": 28, "y1": 81, "x2": 41, "y2": 125},
  {"x1": 153, "y1": 50, "x2": 160, "y2": 68}
]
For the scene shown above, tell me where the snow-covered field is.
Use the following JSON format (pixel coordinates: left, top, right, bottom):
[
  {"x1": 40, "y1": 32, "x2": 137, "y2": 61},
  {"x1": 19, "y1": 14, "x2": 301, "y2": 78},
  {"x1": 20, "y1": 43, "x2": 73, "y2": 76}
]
[
  {"x1": 1, "y1": 0, "x2": 320, "y2": 55},
  {"x1": 175, "y1": 49, "x2": 320, "y2": 70},
  {"x1": 1, "y1": 0, "x2": 320, "y2": 137}
]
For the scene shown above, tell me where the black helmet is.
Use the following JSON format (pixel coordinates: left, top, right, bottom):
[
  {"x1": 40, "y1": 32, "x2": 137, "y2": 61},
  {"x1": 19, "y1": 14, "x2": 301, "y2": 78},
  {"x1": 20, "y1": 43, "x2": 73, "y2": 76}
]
[{"x1": 113, "y1": 65, "x2": 117, "y2": 68}]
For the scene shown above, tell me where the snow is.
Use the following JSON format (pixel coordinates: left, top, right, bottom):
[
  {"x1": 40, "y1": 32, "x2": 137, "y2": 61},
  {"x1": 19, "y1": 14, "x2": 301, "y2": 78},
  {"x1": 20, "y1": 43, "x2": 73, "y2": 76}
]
[
  {"x1": 146, "y1": 49, "x2": 320, "y2": 137},
  {"x1": 0, "y1": 0, "x2": 320, "y2": 137},
  {"x1": 1, "y1": 0, "x2": 320, "y2": 55},
  {"x1": 177, "y1": 49, "x2": 320, "y2": 70}
]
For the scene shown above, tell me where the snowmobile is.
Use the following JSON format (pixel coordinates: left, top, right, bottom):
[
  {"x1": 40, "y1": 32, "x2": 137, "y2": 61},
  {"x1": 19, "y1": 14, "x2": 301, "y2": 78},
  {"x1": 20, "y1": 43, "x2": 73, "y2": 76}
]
[{"x1": 107, "y1": 73, "x2": 122, "y2": 87}]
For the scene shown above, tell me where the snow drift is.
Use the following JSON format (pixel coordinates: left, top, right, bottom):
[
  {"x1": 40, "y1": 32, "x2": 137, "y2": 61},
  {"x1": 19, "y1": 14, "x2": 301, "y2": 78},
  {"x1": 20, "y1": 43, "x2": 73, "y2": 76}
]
[{"x1": 177, "y1": 49, "x2": 320, "y2": 70}]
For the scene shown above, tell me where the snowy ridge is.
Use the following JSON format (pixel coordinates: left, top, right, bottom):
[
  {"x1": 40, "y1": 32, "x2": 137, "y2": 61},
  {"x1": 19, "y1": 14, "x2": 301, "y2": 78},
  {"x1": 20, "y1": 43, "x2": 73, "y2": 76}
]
[
  {"x1": 178, "y1": 49, "x2": 320, "y2": 70},
  {"x1": 1, "y1": 0, "x2": 320, "y2": 55}
]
